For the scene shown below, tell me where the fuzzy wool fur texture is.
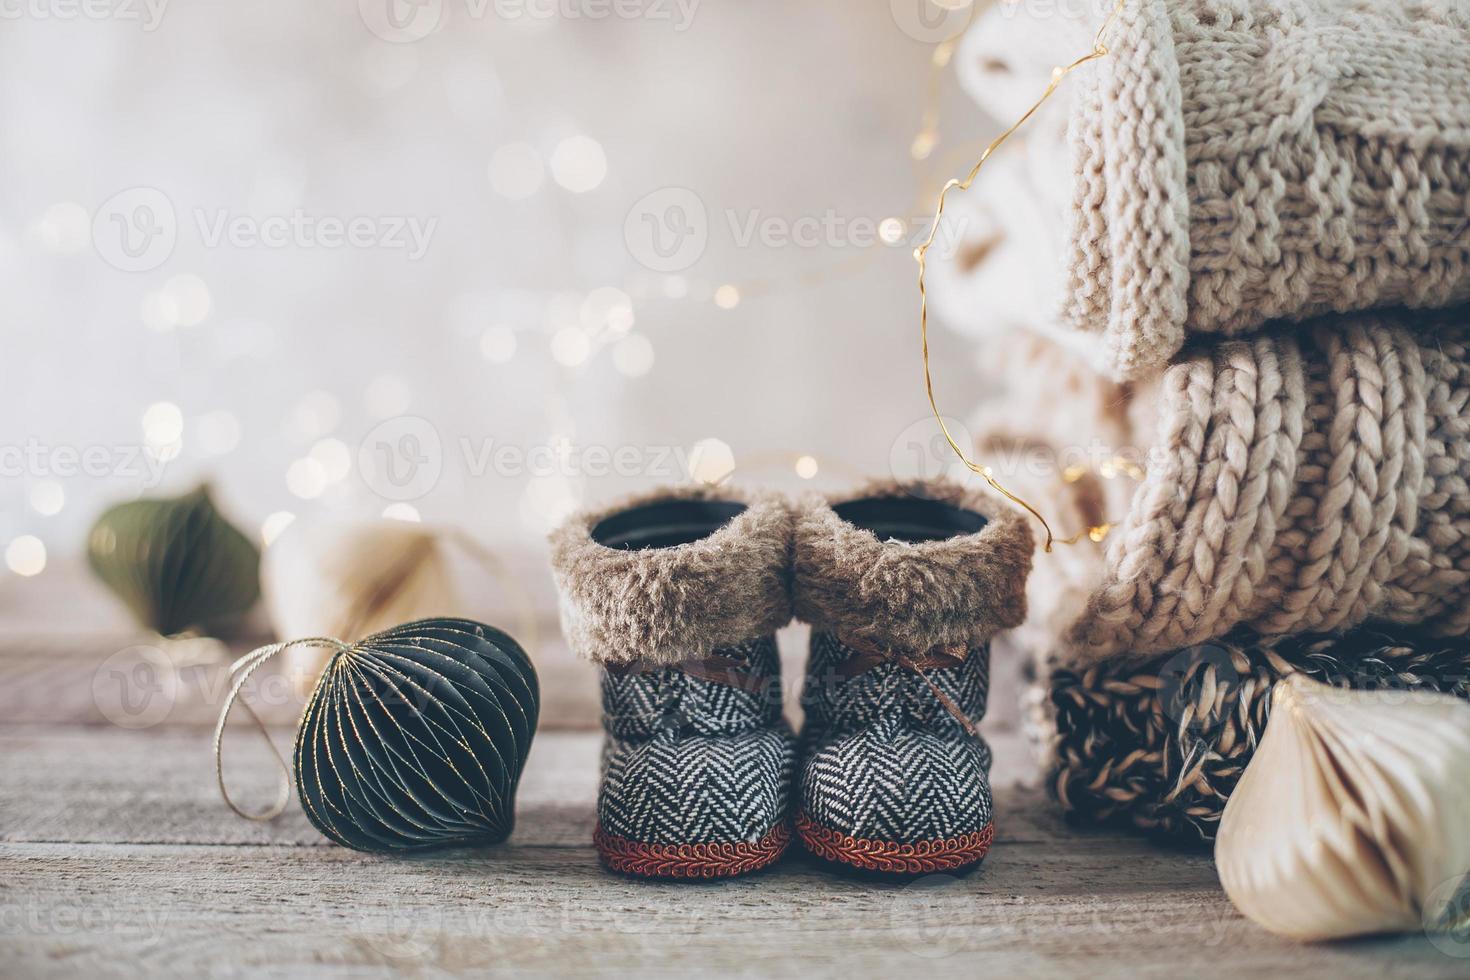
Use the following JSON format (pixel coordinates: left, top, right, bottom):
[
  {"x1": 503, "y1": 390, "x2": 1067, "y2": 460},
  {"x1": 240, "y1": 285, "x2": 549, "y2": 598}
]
[
  {"x1": 793, "y1": 478, "x2": 1033, "y2": 653},
  {"x1": 549, "y1": 484, "x2": 793, "y2": 666}
]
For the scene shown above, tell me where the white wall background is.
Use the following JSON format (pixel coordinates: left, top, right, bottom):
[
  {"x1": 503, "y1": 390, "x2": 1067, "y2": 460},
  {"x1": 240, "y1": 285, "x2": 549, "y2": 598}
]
[{"x1": 0, "y1": 0, "x2": 1000, "y2": 591}]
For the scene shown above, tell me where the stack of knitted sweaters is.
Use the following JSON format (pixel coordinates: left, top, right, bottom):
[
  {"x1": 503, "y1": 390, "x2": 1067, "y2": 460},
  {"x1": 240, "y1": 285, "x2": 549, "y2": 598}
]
[{"x1": 931, "y1": 0, "x2": 1470, "y2": 841}]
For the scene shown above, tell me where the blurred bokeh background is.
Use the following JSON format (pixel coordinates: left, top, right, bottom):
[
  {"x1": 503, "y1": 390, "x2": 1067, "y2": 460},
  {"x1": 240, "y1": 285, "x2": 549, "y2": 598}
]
[{"x1": 0, "y1": 0, "x2": 1015, "y2": 617}]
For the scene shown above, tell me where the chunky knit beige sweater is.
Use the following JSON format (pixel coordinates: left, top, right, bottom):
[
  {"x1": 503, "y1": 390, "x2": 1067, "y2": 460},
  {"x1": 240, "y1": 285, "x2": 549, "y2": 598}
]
[
  {"x1": 1062, "y1": 0, "x2": 1470, "y2": 380},
  {"x1": 974, "y1": 312, "x2": 1470, "y2": 668}
]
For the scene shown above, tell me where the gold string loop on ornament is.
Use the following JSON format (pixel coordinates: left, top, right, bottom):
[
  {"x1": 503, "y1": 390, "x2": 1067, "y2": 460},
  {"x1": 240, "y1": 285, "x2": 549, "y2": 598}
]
[
  {"x1": 913, "y1": 0, "x2": 1127, "y2": 553},
  {"x1": 212, "y1": 636, "x2": 350, "y2": 821}
]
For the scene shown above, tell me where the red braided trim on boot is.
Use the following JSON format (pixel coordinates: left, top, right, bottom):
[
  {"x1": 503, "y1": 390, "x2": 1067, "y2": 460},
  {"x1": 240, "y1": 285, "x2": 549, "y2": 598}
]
[
  {"x1": 594, "y1": 822, "x2": 791, "y2": 879},
  {"x1": 795, "y1": 811, "x2": 994, "y2": 874}
]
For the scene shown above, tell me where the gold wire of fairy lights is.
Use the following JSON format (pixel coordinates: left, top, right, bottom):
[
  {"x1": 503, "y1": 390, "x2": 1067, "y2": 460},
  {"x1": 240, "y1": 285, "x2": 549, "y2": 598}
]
[
  {"x1": 1060, "y1": 453, "x2": 1147, "y2": 543},
  {"x1": 914, "y1": 0, "x2": 1129, "y2": 553}
]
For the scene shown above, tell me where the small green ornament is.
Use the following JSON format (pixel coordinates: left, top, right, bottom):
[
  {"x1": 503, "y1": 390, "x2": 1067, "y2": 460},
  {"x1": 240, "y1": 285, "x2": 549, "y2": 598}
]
[{"x1": 88, "y1": 484, "x2": 261, "y2": 636}]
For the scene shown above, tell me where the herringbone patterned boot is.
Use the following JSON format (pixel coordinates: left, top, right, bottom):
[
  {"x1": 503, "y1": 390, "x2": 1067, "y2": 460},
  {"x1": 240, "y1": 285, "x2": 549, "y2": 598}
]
[
  {"x1": 792, "y1": 479, "x2": 1033, "y2": 874},
  {"x1": 550, "y1": 485, "x2": 795, "y2": 879}
]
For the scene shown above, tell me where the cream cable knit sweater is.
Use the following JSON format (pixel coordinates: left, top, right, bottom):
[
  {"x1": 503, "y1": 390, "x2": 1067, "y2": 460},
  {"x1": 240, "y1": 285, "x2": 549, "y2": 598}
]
[
  {"x1": 968, "y1": 315, "x2": 1469, "y2": 670},
  {"x1": 1061, "y1": 0, "x2": 1470, "y2": 380},
  {"x1": 1064, "y1": 311, "x2": 1470, "y2": 664}
]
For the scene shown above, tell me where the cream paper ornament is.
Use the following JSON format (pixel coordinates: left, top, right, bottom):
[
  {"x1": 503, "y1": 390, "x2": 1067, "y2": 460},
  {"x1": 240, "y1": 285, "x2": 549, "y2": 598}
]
[
  {"x1": 262, "y1": 519, "x2": 462, "y2": 643},
  {"x1": 1216, "y1": 673, "x2": 1470, "y2": 942},
  {"x1": 260, "y1": 519, "x2": 536, "y2": 684}
]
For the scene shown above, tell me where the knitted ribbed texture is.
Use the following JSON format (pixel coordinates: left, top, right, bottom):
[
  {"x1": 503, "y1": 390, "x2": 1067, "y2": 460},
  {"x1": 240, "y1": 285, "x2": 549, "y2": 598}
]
[
  {"x1": 1062, "y1": 0, "x2": 1470, "y2": 380},
  {"x1": 1034, "y1": 625, "x2": 1470, "y2": 843},
  {"x1": 1070, "y1": 312, "x2": 1470, "y2": 664}
]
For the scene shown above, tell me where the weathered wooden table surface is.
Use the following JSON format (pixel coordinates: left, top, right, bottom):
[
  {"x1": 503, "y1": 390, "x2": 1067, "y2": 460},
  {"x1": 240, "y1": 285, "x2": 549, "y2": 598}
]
[{"x1": 1, "y1": 606, "x2": 1465, "y2": 978}]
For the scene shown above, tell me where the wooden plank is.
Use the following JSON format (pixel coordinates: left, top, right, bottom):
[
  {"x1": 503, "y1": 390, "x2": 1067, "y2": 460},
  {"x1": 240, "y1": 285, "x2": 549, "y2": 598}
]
[
  {"x1": 1, "y1": 841, "x2": 1451, "y2": 978},
  {"x1": 1, "y1": 728, "x2": 1459, "y2": 977}
]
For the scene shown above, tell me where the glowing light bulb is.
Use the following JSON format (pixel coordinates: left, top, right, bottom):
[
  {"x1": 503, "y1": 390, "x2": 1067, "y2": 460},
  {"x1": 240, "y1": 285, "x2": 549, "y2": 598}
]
[
  {"x1": 29, "y1": 481, "x2": 65, "y2": 516},
  {"x1": 688, "y1": 438, "x2": 735, "y2": 484},
  {"x1": 6, "y1": 536, "x2": 46, "y2": 576},
  {"x1": 142, "y1": 402, "x2": 184, "y2": 450},
  {"x1": 549, "y1": 136, "x2": 607, "y2": 193}
]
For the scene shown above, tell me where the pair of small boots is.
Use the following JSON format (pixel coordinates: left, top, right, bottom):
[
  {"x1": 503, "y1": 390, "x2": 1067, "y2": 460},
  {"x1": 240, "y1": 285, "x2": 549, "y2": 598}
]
[{"x1": 550, "y1": 478, "x2": 1032, "y2": 878}]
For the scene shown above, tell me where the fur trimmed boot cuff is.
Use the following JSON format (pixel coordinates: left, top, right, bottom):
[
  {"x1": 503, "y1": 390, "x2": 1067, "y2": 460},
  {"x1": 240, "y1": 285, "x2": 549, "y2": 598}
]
[
  {"x1": 549, "y1": 484, "x2": 793, "y2": 666},
  {"x1": 793, "y1": 478, "x2": 1033, "y2": 653}
]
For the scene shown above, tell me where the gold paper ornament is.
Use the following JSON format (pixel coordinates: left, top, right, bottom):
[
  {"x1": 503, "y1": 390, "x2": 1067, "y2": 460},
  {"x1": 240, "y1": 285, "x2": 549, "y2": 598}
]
[{"x1": 1216, "y1": 674, "x2": 1470, "y2": 941}]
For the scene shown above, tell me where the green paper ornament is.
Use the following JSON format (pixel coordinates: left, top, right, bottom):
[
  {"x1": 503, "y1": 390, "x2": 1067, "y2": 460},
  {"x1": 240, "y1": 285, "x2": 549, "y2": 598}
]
[{"x1": 87, "y1": 484, "x2": 261, "y2": 636}]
